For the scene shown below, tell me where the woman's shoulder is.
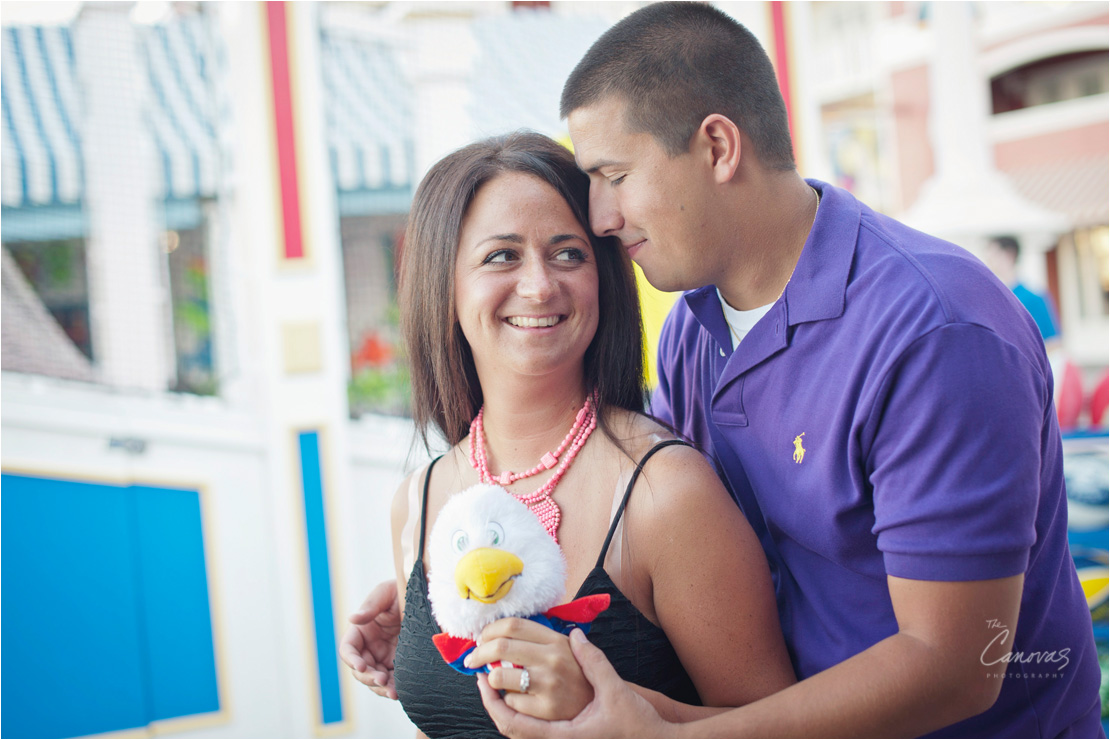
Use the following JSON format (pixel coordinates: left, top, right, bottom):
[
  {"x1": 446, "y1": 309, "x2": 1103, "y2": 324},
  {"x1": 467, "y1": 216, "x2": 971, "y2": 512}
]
[
  {"x1": 606, "y1": 409, "x2": 706, "y2": 466},
  {"x1": 391, "y1": 453, "x2": 454, "y2": 522},
  {"x1": 390, "y1": 467, "x2": 424, "y2": 532},
  {"x1": 604, "y1": 410, "x2": 730, "y2": 516}
]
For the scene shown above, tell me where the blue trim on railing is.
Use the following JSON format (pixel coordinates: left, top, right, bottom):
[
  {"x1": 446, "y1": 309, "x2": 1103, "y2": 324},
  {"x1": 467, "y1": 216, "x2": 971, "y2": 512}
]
[
  {"x1": 297, "y1": 431, "x2": 344, "y2": 725},
  {"x1": 1061, "y1": 430, "x2": 1110, "y2": 440}
]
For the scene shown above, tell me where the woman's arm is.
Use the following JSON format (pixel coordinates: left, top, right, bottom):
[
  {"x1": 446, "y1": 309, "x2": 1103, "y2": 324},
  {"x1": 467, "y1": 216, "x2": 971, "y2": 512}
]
[
  {"x1": 390, "y1": 474, "x2": 415, "y2": 616},
  {"x1": 629, "y1": 444, "x2": 796, "y2": 707}
]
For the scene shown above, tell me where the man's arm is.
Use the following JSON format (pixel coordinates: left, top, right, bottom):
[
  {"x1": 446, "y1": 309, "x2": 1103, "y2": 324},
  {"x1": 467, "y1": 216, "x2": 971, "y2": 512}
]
[
  {"x1": 681, "y1": 574, "x2": 1023, "y2": 738},
  {"x1": 629, "y1": 685, "x2": 731, "y2": 724},
  {"x1": 481, "y1": 574, "x2": 1023, "y2": 738}
]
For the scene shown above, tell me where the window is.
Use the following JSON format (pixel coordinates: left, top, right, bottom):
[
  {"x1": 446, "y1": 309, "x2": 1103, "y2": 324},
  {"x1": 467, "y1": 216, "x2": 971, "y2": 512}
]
[
  {"x1": 163, "y1": 221, "x2": 217, "y2": 396},
  {"x1": 992, "y1": 50, "x2": 1110, "y2": 114},
  {"x1": 2, "y1": 10, "x2": 227, "y2": 395},
  {"x1": 5, "y1": 237, "x2": 93, "y2": 360},
  {"x1": 1071, "y1": 226, "x2": 1110, "y2": 321},
  {"x1": 340, "y1": 214, "x2": 411, "y2": 418}
]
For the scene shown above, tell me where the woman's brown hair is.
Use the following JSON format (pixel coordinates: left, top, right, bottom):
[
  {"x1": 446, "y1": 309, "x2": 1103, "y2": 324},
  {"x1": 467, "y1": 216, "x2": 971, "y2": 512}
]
[{"x1": 399, "y1": 131, "x2": 647, "y2": 453}]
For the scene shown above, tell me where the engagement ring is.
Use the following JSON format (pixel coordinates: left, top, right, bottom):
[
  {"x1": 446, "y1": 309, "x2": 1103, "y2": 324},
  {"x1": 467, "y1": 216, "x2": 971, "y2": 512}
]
[{"x1": 519, "y1": 667, "x2": 530, "y2": 693}]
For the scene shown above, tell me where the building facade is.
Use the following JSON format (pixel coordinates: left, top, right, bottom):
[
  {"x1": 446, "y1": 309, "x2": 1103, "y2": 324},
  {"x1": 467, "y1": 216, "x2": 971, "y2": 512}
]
[{"x1": 2, "y1": 2, "x2": 1106, "y2": 737}]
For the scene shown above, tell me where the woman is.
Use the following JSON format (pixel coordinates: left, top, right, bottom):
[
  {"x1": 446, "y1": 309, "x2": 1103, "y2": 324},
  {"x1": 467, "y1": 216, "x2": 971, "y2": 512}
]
[{"x1": 388, "y1": 131, "x2": 794, "y2": 738}]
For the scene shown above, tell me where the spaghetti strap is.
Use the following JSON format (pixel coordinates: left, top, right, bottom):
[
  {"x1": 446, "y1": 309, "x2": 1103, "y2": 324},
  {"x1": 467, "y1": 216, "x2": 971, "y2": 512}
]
[
  {"x1": 416, "y1": 455, "x2": 444, "y2": 560},
  {"x1": 595, "y1": 439, "x2": 691, "y2": 569}
]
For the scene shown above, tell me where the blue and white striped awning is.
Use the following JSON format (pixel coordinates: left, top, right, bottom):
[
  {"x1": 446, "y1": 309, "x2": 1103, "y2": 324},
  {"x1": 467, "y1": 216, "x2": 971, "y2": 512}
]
[
  {"x1": 1, "y1": 16, "x2": 225, "y2": 215},
  {"x1": 140, "y1": 15, "x2": 227, "y2": 203},
  {"x1": 1, "y1": 26, "x2": 82, "y2": 208},
  {"x1": 321, "y1": 31, "x2": 414, "y2": 208}
]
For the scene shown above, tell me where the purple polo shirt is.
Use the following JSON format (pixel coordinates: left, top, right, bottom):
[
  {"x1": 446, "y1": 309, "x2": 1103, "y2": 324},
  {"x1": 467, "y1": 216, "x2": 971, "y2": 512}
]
[{"x1": 652, "y1": 181, "x2": 1103, "y2": 737}]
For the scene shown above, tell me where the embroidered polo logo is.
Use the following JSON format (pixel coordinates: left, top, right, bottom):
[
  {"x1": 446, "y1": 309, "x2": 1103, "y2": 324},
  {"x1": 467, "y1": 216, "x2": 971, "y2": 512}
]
[{"x1": 792, "y1": 433, "x2": 806, "y2": 464}]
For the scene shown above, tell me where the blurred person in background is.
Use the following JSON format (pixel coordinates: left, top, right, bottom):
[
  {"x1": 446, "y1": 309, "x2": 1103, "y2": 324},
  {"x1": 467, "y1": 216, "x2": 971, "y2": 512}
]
[{"x1": 984, "y1": 235, "x2": 1062, "y2": 350}]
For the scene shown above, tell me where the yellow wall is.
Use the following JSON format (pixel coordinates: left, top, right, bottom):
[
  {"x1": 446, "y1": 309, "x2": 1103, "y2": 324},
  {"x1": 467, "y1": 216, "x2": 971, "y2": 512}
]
[{"x1": 636, "y1": 263, "x2": 680, "y2": 388}]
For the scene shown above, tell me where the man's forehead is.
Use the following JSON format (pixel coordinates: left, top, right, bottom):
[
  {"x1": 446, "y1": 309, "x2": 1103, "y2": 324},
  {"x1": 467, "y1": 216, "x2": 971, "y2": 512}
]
[{"x1": 567, "y1": 99, "x2": 638, "y2": 171}]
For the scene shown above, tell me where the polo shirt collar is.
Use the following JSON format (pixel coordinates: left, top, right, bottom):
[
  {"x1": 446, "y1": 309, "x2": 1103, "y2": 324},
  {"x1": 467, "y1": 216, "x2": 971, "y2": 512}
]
[
  {"x1": 683, "y1": 178, "x2": 859, "y2": 338},
  {"x1": 784, "y1": 179, "x2": 859, "y2": 326}
]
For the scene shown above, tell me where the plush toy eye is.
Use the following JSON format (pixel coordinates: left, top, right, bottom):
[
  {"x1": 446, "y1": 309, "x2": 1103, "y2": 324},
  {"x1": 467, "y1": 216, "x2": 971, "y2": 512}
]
[
  {"x1": 452, "y1": 530, "x2": 469, "y2": 553},
  {"x1": 487, "y1": 522, "x2": 505, "y2": 547}
]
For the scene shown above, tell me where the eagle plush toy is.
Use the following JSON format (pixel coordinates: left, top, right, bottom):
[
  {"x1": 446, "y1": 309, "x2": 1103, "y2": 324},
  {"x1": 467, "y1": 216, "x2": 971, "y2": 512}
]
[{"x1": 427, "y1": 484, "x2": 610, "y2": 675}]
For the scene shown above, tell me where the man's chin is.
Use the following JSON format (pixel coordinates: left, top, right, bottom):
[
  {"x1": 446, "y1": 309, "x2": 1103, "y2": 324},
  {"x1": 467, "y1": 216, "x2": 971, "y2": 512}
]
[{"x1": 636, "y1": 262, "x2": 690, "y2": 294}]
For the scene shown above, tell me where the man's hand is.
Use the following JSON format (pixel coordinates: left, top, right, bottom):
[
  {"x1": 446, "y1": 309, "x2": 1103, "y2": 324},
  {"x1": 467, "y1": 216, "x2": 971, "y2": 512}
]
[
  {"x1": 339, "y1": 580, "x2": 401, "y2": 699},
  {"x1": 478, "y1": 628, "x2": 673, "y2": 738}
]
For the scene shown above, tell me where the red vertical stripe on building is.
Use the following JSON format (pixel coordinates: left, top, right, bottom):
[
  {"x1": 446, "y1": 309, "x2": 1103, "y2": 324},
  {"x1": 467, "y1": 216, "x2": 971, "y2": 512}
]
[
  {"x1": 267, "y1": 2, "x2": 304, "y2": 260},
  {"x1": 770, "y1": 2, "x2": 796, "y2": 146}
]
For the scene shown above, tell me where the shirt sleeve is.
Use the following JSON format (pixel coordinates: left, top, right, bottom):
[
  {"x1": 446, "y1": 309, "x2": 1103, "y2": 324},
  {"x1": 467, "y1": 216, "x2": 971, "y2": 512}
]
[{"x1": 864, "y1": 322, "x2": 1050, "y2": 581}]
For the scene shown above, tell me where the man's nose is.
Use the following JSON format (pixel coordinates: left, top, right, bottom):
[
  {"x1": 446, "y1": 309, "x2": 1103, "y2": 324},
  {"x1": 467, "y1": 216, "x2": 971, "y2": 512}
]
[{"x1": 589, "y1": 186, "x2": 623, "y2": 237}]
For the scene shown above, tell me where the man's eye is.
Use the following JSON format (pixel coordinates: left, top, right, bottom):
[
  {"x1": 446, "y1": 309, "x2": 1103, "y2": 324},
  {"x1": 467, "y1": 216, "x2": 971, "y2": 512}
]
[{"x1": 611, "y1": 174, "x2": 627, "y2": 186}]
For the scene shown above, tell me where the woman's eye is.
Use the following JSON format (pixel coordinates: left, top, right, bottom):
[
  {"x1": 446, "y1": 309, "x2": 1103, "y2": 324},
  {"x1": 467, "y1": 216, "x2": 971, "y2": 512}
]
[
  {"x1": 452, "y1": 530, "x2": 469, "y2": 553},
  {"x1": 487, "y1": 522, "x2": 505, "y2": 547},
  {"x1": 483, "y1": 249, "x2": 517, "y2": 264},
  {"x1": 555, "y1": 248, "x2": 587, "y2": 263}
]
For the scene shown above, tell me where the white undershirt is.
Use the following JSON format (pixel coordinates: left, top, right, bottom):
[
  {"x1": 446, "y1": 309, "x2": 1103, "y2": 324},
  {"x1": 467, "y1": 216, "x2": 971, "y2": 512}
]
[{"x1": 717, "y1": 287, "x2": 775, "y2": 351}]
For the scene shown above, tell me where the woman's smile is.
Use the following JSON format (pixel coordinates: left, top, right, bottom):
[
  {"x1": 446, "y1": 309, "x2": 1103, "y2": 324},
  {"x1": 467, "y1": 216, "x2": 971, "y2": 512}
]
[{"x1": 504, "y1": 315, "x2": 565, "y2": 329}]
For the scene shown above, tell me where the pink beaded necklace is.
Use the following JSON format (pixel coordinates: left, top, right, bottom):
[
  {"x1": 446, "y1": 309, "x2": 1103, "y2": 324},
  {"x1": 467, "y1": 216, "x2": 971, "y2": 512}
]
[{"x1": 467, "y1": 396, "x2": 597, "y2": 543}]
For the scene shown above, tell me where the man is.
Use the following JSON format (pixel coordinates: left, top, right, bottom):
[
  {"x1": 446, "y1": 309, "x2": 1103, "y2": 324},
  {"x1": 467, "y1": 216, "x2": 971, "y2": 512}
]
[
  {"x1": 984, "y1": 235, "x2": 1062, "y2": 347},
  {"x1": 345, "y1": 4, "x2": 1103, "y2": 737}
]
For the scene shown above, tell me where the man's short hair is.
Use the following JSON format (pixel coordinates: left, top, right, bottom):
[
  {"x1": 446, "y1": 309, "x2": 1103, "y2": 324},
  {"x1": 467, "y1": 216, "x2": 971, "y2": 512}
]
[{"x1": 561, "y1": 1, "x2": 795, "y2": 170}]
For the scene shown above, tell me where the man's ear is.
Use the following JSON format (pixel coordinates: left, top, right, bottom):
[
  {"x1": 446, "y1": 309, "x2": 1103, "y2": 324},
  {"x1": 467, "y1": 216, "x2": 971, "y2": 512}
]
[{"x1": 697, "y1": 114, "x2": 742, "y2": 184}]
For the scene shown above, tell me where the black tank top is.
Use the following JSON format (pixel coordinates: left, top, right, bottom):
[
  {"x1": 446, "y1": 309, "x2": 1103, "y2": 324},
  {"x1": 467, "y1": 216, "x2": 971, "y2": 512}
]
[{"x1": 394, "y1": 440, "x2": 702, "y2": 738}]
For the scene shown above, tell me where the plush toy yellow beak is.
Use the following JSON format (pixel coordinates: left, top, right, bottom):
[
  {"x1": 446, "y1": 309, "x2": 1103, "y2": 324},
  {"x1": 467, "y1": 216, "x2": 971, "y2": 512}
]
[{"x1": 455, "y1": 547, "x2": 523, "y2": 604}]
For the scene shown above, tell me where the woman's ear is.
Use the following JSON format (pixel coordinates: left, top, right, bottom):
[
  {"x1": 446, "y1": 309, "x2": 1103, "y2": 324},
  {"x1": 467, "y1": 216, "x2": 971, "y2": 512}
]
[{"x1": 696, "y1": 114, "x2": 742, "y2": 184}]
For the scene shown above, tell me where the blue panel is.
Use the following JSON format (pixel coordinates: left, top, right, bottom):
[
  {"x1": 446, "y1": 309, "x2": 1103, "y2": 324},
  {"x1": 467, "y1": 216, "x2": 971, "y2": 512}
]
[
  {"x1": 1, "y1": 474, "x2": 220, "y2": 737},
  {"x1": 298, "y1": 431, "x2": 344, "y2": 725},
  {"x1": 133, "y1": 485, "x2": 220, "y2": 721},
  {"x1": 1, "y1": 474, "x2": 149, "y2": 738}
]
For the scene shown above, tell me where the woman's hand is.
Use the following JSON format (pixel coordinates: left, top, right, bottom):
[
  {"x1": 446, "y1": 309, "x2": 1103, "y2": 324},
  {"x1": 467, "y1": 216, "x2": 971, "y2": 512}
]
[
  {"x1": 478, "y1": 628, "x2": 675, "y2": 738},
  {"x1": 463, "y1": 617, "x2": 594, "y2": 721}
]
